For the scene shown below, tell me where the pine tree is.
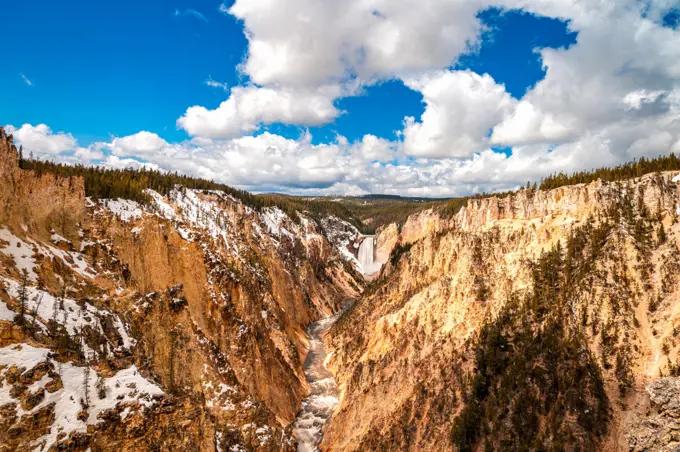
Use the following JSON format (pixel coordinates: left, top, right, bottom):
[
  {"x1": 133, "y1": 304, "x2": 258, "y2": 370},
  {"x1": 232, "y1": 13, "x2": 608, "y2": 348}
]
[
  {"x1": 96, "y1": 375, "x2": 107, "y2": 399},
  {"x1": 16, "y1": 269, "x2": 29, "y2": 330},
  {"x1": 658, "y1": 223, "x2": 668, "y2": 245},
  {"x1": 82, "y1": 360, "x2": 91, "y2": 409},
  {"x1": 30, "y1": 277, "x2": 45, "y2": 334}
]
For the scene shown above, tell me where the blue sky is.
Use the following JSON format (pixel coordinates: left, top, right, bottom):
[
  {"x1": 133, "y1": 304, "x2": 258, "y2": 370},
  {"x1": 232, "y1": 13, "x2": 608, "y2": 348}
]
[
  {"x1": 3, "y1": 1, "x2": 245, "y2": 144},
  {"x1": 2, "y1": 0, "x2": 678, "y2": 196},
  {"x1": 3, "y1": 2, "x2": 574, "y2": 146}
]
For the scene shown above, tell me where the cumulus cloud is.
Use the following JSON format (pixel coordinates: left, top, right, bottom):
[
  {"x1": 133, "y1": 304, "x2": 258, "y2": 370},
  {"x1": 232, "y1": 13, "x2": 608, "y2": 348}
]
[
  {"x1": 5, "y1": 124, "x2": 77, "y2": 155},
  {"x1": 105, "y1": 131, "x2": 171, "y2": 157},
  {"x1": 402, "y1": 70, "x2": 515, "y2": 158},
  {"x1": 186, "y1": 0, "x2": 679, "y2": 164},
  {"x1": 491, "y1": 2, "x2": 680, "y2": 151},
  {"x1": 228, "y1": 0, "x2": 485, "y2": 86},
  {"x1": 180, "y1": 0, "x2": 491, "y2": 140},
  {"x1": 178, "y1": 85, "x2": 343, "y2": 139},
  {"x1": 5, "y1": 120, "x2": 680, "y2": 198},
  {"x1": 9, "y1": 0, "x2": 680, "y2": 197}
]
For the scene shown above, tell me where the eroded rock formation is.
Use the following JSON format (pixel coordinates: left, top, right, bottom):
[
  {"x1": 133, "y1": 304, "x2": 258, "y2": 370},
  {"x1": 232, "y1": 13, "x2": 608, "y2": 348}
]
[{"x1": 0, "y1": 128, "x2": 363, "y2": 451}]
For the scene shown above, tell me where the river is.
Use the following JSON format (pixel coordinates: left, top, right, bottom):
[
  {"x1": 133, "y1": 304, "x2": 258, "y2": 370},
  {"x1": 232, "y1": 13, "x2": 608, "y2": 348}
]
[{"x1": 293, "y1": 306, "x2": 348, "y2": 452}]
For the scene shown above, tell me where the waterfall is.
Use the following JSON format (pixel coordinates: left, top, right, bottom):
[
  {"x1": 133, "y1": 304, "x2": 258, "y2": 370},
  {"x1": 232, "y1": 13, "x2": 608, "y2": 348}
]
[{"x1": 358, "y1": 236, "x2": 381, "y2": 275}]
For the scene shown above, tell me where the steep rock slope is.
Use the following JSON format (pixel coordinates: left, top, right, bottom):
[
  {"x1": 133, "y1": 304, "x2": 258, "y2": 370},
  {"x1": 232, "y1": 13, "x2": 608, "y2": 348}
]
[
  {"x1": 0, "y1": 128, "x2": 363, "y2": 451},
  {"x1": 324, "y1": 173, "x2": 680, "y2": 451}
]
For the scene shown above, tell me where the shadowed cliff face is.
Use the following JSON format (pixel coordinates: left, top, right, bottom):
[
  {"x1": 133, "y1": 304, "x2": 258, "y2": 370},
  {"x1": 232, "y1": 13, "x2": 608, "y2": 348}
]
[
  {"x1": 323, "y1": 172, "x2": 680, "y2": 451},
  {"x1": 0, "y1": 128, "x2": 363, "y2": 451}
]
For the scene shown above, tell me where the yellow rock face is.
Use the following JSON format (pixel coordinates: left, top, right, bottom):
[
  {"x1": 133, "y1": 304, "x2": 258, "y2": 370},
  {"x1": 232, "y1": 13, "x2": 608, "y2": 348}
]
[{"x1": 323, "y1": 172, "x2": 680, "y2": 451}]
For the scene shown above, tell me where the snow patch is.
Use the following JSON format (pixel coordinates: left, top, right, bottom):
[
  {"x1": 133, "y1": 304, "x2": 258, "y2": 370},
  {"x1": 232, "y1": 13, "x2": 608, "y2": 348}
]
[
  {"x1": 261, "y1": 208, "x2": 293, "y2": 238},
  {"x1": 0, "y1": 344, "x2": 162, "y2": 452},
  {"x1": 0, "y1": 228, "x2": 38, "y2": 281},
  {"x1": 1, "y1": 276, "x2": 135, "y2": 350},
  {"x1": 100, "y1": 199, "x2": 143, "y2": 222},
  {"x1": 50, "y1": 232, "x2": 71, "y2": 246}
]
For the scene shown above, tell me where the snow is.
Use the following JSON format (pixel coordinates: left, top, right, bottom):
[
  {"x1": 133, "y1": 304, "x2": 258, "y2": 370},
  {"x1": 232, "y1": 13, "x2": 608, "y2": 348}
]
[
  {"x1": 146, "y1": 189, "x2": 177, "y2": 220},
  {"x1": 79, "y1": 239, "x2": 96, "y2": 252},
  {"x1": 1, "y1": 276, "x2": 135, "y2": 350},
  {"x1": 0, "y1": 343, "x2": 51, "y2": 371},
  {"x1": 112, "y1": 316, "x2": 136, "y2": 350},
  {"x1": 0, "y1": 299, "x2": 15, "y2": 321},
  {"x1": 50, "y1": 232, "x2": 71, "y2": 245},
  {"x1": 0, "y1": 344, "x2": 163, "y2": 452},
  {"x1": 255, "y1": 425, "x2": 272, "y2": 445},
  {"x1": 261, "y1": 208, "x2": 293, "y2": 238},
  {"x1": 673, "y1": 174, "x2": 680, "y2": 183},
  {"x1": 39, "y1": 242, "x2": 97, "y2": 278},
  {"x1": 160, "y1": 188, "x2": 231, "y2": 247},
  {"x1": 0, "y1": 229, "x2": 96, "y2": 280},
  {"x1": 100, "y1": 199, "x2": 143, "y2": 222},
  {"x1": 203, "y1": 379, "x2": 237, "y2": 411},
  {"x1": 0, "y1": 228, "x2": 38, "y2": 281}
]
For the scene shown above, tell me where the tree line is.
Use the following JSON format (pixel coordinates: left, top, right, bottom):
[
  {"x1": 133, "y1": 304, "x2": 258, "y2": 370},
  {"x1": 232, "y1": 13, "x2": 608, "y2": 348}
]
[
  {"x1": 538, "y1": 154, "x2": 680, "y2": 190},
  {"x1": 19, "y1": 158, "x2": 369, "y2": 232}
]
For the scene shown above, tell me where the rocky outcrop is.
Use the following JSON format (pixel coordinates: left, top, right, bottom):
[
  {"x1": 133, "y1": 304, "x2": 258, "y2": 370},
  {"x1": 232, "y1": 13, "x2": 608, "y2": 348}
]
[
  {"x1": 0, "y1": 128, "x2": 85, "y2": 241},
  {"x1": 629, "y1": 378, "x2": 680, "y2": 451}
]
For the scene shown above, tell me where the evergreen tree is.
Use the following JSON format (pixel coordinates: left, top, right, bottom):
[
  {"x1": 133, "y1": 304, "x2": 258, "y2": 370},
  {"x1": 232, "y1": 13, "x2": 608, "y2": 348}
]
[
  {"x1": 82, "y1": 359, "x2": 91, "y2": 409},
  {"x1": 16, "y1": 269, "x2": 29, "y2": 330},
  {"x1": 30, "y1": 277, "x2": 45, "y2": 334}
]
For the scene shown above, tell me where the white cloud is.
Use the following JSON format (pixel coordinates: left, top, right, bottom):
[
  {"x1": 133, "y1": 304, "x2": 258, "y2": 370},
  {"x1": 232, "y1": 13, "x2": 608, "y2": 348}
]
[
  {"x1": 5, "y1": 119, "x2": 680, "y2": 198},
  {"x1": 228, "y1": 0, "x2": 485, "y2": 87},
  {"x1": 178, "y1": 85, "x2": 343, "y2": 139},
  {"x1": 8, "y1": 0, "x2": 680, "y2": 198},
  {"x1": 401, "y1": 70, "x2": 515, "y2": 158},
  {"x1": 205, "y1": 76, "x2": 228, "y2": 92},
  {"x1": 4, "y1": 124, "x2": 77, "y2": 156},
  {"x1": 21, "y1": 74, "x2": 32, "y2": 87},
  {"x1": 491, "y1": 3, "x2": 680, "y2": 149},
  {"x1": 107, "y1": 131, "x2": 170, "y2": 157}
]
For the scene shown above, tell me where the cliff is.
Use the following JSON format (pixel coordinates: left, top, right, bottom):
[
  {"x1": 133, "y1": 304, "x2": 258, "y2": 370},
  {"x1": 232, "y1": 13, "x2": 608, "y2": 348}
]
[
  {"x1": 0, "y1": 128, "x2": 86, "y2": 240},
  {"x1": 323, "y1": 171, "x2": 680, "y2": 451},
  {"x1": 0, "y1": 128, "x2": 363, "y2": 451}
]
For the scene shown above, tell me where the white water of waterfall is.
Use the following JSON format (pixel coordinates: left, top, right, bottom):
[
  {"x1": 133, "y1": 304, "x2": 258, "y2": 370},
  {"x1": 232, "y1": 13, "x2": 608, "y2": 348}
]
[{"x1": 358, "y1": 236, "x2": 381, "y2": 275}]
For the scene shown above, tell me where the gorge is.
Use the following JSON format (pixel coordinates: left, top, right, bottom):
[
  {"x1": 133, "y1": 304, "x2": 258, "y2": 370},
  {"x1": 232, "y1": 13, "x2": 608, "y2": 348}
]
[{"x1": 3, "y1": 126, "x2": 680, "y2": 451}]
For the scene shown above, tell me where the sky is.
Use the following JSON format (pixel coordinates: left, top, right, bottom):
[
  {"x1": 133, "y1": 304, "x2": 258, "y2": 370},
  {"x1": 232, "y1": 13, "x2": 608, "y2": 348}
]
[{"x1": 2, "y1": 0, "x2": 679, "y2": 196}]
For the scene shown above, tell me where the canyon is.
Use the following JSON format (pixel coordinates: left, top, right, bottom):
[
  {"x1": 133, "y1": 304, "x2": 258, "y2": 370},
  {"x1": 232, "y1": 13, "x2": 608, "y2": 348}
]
[{"x1": 2, "y1": 124, "x2": 680, "y2": 451}]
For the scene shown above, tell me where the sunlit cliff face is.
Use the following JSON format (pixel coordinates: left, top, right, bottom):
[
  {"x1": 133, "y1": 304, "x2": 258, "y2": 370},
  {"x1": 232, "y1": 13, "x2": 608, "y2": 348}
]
[{"x1": 5, "y1": 121, "x2": 680, "y2": 452}]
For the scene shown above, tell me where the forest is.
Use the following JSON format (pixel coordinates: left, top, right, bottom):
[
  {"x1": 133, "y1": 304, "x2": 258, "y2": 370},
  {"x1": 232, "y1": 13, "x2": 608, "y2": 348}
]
[{"x1": 18, "y1": 158, "x2": 370, "y2": 233}]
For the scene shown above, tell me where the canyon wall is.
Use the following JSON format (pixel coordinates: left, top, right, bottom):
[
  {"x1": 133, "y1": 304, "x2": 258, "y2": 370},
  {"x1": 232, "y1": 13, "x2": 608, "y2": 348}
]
[
  {"x1": 324, "y1": 172, "x2": 680, "y2": 451},
  {"x1": 0, "y1": 128, "x2": 363, "y2": 451}
]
